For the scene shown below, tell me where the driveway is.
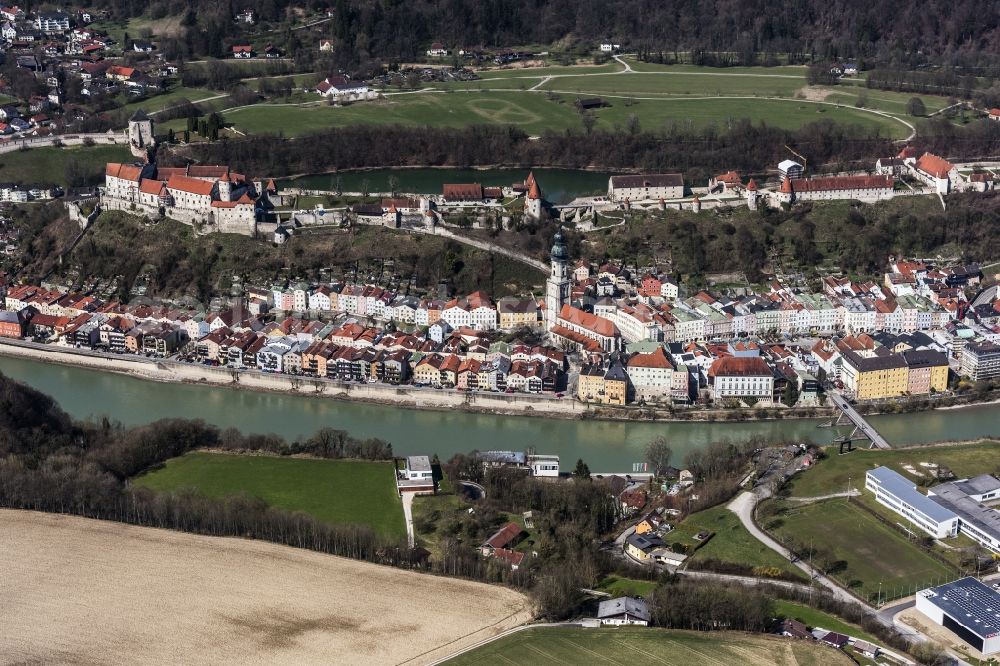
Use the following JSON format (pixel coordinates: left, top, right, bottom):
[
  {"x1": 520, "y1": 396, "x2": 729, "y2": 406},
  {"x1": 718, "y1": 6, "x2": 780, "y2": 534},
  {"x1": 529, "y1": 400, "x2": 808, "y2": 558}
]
[{"x1": 401, "y1": 492, "x2": 415, "y2": 548}]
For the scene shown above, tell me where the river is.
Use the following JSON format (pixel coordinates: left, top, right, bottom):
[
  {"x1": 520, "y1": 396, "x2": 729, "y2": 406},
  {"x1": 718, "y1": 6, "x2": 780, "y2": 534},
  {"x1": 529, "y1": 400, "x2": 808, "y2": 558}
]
[
  {"x1": 279, "y1": 168, "x2": 614, "y2": 205},
  {"x1": 1, "y1": 355, "x2": 997, "y2": 472}
]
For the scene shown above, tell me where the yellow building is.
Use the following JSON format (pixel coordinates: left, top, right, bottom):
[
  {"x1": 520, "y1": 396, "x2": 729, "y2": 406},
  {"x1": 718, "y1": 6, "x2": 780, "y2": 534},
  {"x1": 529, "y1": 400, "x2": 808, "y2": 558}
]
[
  {"x1": 577, "y1": 365, "x2": 605, "y2": 402},
  {"x1": 841, "y1": 351, "x2": 909, "y2": 400},
  {"x1": 603, "y1": 362, "x2": 629, "y2": 406},
  {"x1": 497, "y1": 298, "x2": 542, "y2": 330}
]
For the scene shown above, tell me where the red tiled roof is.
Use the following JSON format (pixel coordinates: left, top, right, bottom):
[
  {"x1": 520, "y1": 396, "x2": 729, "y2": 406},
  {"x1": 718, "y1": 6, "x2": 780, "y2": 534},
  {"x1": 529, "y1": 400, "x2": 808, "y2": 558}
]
[
  {"x1": 167, "y1": 174, "x2": 215, "y2": 196},
  {"x1": 138, "y1": 178, "x2": 165, "y2": 195},
  {"x1": 715, "y1": 170, "x2": 741, "y2": 184},
  {"x1": 746, "y1": 178, "x2": 758, "y2": 191},
  {"x1": 786, "y1": 175, "x2": 893, "y2": 192},
  {"x1": 442, "y1": 183, "x2": 483, "y2": 201},
  {"x1": 550, "y1": 325, "x2": 602, "y2": 353},
  {"x1": 484, "y1": 522, "x2": 523, "y2": 549},
  {"x1": 629, "y1": 346, "x2": 672, "y2": 369},
  {"x1": 106, "y1": 163, "x2": 142, "y2": 181},
  {"x1": 915, "y1": 152, "x2": 954, "y2": 179},
  {"x1": 558, "y1": 304, "x2": 617, "y2": 338},
  {"x1": 493, "y1": 548, "x2": 525, "y2": 567},
  {"x1": 709, "y1": 356, "x2": 771, "y2": 378}
]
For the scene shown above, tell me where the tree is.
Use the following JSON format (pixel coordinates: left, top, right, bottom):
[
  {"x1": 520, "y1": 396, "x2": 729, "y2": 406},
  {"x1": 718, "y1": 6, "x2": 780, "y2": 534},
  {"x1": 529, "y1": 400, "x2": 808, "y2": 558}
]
[
  {"x1": 906, "y1": 97, "x2": 927, "y2": 116},
  {"x1": 573, "y1": 458, "x2": 591, "y2": 479},
  {"x1": 581, "y1": 112, "x2": 596, "y2": 134},
  {"x1": 782, "y1": 381, "x2": 800, "y2": 407},
  {"x1": 645, "y1": 436, "x2": 673, "y2": 476}
]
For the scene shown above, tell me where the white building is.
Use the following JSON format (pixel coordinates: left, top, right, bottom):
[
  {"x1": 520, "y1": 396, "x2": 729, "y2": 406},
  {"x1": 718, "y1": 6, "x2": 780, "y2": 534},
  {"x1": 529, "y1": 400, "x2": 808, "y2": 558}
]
[
  {"x1": 865, "y1": 466, "x2": 959, "y2": 539},
  {"x1": 545, "y1": 231, "x2": 571, "y2": 331},
  {"x1": 916, "y1": 578, "x2": 1000, "y2": 655},
  {"x1": 627, "y1": 347, "x2": 675, "y2": 403},
  {"x1": 528, "y1": 454, "x2": 560, "y2": 477},
  {"x1": 777, "y1": 159, "x2": 804, "y2": 180},
  {"x1": 608, "y1": 174, "x2": 683, "y2": 202},
  {"x1": 709, "y1": 356, "x2": 773, "y2": 403},
  {"x1": 597, "y1": 597, "x2": 650, "y2": 626},
  {"x1": 774, "y1": 175, "x2": 895, "y2": 205}
]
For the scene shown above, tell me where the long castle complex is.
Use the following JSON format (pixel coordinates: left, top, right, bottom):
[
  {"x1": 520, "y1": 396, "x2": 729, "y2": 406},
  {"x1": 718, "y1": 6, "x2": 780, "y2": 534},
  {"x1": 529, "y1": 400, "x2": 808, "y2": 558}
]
[{"x1": 101, "y1": 111, "x2": 276, "y2": 236}]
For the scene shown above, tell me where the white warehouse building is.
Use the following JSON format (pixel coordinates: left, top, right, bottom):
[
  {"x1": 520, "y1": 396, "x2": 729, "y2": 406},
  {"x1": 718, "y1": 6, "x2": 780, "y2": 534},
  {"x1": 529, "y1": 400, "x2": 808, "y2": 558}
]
[{"x1": 864, "y1": 467, "x2": 959, "y2": 539}]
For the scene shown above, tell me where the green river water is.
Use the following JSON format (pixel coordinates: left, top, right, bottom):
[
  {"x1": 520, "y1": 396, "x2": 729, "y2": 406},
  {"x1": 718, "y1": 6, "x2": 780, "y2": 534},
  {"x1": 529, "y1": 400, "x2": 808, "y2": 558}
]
[
  {"x1": 1, "y1": 356, "x2": 997, "y2": 472},
  {"x1": 279, "y1": 168, "x2": 615, "y2": 205}
]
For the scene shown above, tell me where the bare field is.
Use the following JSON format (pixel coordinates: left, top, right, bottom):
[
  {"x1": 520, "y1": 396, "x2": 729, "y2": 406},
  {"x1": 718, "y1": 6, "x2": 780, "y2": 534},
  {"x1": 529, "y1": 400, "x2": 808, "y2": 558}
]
[{"x1": 0, "y1": 510, "x2": 531, "y2": 665}]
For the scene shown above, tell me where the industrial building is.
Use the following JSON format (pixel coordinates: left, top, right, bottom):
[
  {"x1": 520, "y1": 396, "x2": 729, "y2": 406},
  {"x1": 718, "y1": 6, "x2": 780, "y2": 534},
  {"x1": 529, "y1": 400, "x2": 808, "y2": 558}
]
[{"x1": 916, "y1": 577, "x2": 1000, "y2": 655}]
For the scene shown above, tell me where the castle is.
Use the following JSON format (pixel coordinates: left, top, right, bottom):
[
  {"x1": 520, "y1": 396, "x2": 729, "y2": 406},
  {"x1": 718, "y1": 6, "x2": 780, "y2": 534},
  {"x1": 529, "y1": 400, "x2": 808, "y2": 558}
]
[{"x1": 101, "y1": 110, "x2": 275, "y2": 236}]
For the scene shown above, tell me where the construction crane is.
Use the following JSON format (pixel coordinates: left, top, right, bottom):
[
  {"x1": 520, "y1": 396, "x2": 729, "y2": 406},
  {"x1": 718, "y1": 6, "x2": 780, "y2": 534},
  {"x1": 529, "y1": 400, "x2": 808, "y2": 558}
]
[{"x1": 783, "y1": 145, "x2": 808, "y2": 172}]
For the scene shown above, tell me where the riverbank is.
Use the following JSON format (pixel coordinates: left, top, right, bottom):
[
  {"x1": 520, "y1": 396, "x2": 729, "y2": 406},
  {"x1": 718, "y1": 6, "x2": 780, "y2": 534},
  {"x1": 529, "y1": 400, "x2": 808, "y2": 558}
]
[{"x1": 1, "y1": 339, "x2": 996, "y2": 426}]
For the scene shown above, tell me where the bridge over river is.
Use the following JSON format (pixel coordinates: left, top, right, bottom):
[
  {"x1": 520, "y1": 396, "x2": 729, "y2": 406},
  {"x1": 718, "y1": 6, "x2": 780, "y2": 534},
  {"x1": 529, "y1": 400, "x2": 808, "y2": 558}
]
[{"x1": 826, "y1": 393, "x2": 892, "y2": 449}]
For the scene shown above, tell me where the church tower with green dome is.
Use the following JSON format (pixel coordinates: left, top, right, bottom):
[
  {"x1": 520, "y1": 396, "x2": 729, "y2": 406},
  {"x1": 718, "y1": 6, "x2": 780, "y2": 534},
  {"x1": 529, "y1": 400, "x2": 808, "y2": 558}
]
[{"x1": 545, "y1": 229, "x2": 570, "y2": 331}]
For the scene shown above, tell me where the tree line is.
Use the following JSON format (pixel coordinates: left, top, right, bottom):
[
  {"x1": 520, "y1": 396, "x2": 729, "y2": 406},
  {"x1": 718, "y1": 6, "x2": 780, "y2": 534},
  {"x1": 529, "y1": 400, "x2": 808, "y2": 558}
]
[
  {"x1": 176, "y1": 117, "x2": 1000, "y2": 185},
  {"x1": 80, "y1": 0, "x2": 1000, "y2": 72}
]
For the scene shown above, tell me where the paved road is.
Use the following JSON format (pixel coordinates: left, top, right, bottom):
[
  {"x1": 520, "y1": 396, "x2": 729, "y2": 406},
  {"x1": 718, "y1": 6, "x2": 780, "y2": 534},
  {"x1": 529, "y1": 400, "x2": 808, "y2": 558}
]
[
  {"x1": 727, "y1": 491, "x2": 861, "y2": 605},
  {"x1": 401, "y1": 492, "x2": 415, "y2": 548},
  {"x1": 785, "y1": 490, "x2": 860, "y2": 503}
]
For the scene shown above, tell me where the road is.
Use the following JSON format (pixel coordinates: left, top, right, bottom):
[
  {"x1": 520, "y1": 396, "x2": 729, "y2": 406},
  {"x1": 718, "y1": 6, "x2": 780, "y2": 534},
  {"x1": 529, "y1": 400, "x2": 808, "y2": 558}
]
[
  {"x1": 401, "y1": 492, "x2": 415, "y2": 548},
  {"x1": 727, "y1": 490, "x2": 861, "y2": 605}
]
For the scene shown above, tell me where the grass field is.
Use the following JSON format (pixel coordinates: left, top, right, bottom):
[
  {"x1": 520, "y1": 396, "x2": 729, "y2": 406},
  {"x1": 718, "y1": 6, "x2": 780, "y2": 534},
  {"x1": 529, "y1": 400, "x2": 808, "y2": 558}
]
[
  {"x1": 684, "y1": 505, "x2": 808, "y2": 580},
  {"x1": 134, "y1": 452, "x2": 407, "y2": 539},
  {"x1": 765, "y1": 498, "x2": 956, "y2": 602},
  {"x1": 125, "y1": 85, "x2": 221, "y2": 114},
  {"x1": 538, "y1": 72, "x2": 805, "y2": 97},
  {"x1": 0, "y1": 144, "x2": 130, "y2": 186},
  {"x1": 595, "y1": 575, "x2": 658, "y2": 598},
  {"x1": 443, "y1": 626, "x2": 853, "y2": 665},
  {"x1": 223, "y1": 90, "x2": 909, "y2": 137},
  {"x1": 2, "y1": 510, "x2": 530, "y2": 665},
  {"x1": 786, "y1": 441, "x2": 1000, "y2": 498},
  {"x1": 773, "y1": 600, "x2": 880, "y2": 644}
]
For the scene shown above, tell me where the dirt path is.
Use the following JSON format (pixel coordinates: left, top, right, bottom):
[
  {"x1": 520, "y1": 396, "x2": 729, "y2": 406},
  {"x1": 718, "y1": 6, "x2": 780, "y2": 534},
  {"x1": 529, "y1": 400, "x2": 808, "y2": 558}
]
[{"x1": 0, "y1": 510, "x2": 531, "y2": 666}]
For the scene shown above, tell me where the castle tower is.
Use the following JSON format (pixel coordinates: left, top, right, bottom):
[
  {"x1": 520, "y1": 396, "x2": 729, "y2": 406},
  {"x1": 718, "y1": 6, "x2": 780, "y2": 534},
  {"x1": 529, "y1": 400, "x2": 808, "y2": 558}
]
[
  {"x1": 127, "y1": 109, "x2": 155, "y2": 160},
  {"x1": 746, "y1": 178, "x2": 759, "y2": 211},
  {"x1": 218, "y1": 170, "x2": 232, "y2": 202},
  {"x1": 545, "y1": 228, "x2": 570, "y2": 331},
  {"x1": 525, "y1": 178, "x2": 543, "y2": 219},
  {"x1": 778, "y1": 177, "x2": 794, "y2": 205}
]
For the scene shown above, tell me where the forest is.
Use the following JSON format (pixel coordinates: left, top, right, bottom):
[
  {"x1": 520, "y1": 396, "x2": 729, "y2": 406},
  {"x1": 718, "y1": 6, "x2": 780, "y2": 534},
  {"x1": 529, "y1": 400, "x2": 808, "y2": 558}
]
[
  {"x1": 88, "y1": 0, "x2": 1000, "y2": 73},
  {"x1": 177, "y1": 117, "x2": 1000, "y2": 183}
]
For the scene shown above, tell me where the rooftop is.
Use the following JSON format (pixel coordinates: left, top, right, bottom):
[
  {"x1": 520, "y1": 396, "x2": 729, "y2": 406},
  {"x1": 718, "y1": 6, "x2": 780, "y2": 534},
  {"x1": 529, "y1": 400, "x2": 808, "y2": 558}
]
[
  {"x1": 866, "y1": 466, "x2": 957, "y2": 524},
  {"x1": 597, "y1": 596, "x2": 650, "y2": 622},
  {"x1": 919, "y1": 577, "x2": 1000, "y2": 639},
  {"x1": 406, "y1": 455, "x2": 431, "y2": 472}
]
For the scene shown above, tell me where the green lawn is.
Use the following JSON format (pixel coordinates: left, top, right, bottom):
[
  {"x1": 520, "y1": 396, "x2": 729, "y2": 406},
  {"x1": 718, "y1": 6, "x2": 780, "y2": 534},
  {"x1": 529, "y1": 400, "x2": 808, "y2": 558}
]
[
  {"x1": 773, "y1": 600, "x2": 880, "y2": 644},
  {"x1": 222, "y1": 91, "x2": 908, "y2": 137},
  {"x1": 443, "y1": 626, "x2": 853, "y2": 666},
  {"x1": 624, "y1": 60, "x2": 809, "y2": 76},
  {"x1": 538, "y1": 72, "x2": 805, "y2": 97},
  {"x1": 125, "y1": 86, "x2": 221, "y2": 114},
  {"x1": 0, "y1": 144, "x2": 131, "y2": 187},
  {"x1": 764, "y1": 498, "x2": 956, "y2": 603},
  {"x1": 684, "y1": 505, "x2": 808, "y2": 581},
  {"x1": 595, "y1": 575, "x2": 657, "y2": 598},
  {"x1": 133, "y1": 452, "x2": 406, "y2": 539},
  {"x1": 786, "y1": 441, "x2": 1000, "y2": 498}
]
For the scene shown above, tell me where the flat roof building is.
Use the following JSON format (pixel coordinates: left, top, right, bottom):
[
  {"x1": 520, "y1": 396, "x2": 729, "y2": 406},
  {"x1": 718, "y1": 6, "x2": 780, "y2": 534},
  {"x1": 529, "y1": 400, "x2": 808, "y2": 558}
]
[
  {"x1": 928, "y1": 477, "x2": 1000, "y2": 554},
  {"x1": 865, "y1": 466, "x2": 959, "y2": 539},
  {"x1": 916, "y1": 577, "x2": 1000, "y2": 655}
]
